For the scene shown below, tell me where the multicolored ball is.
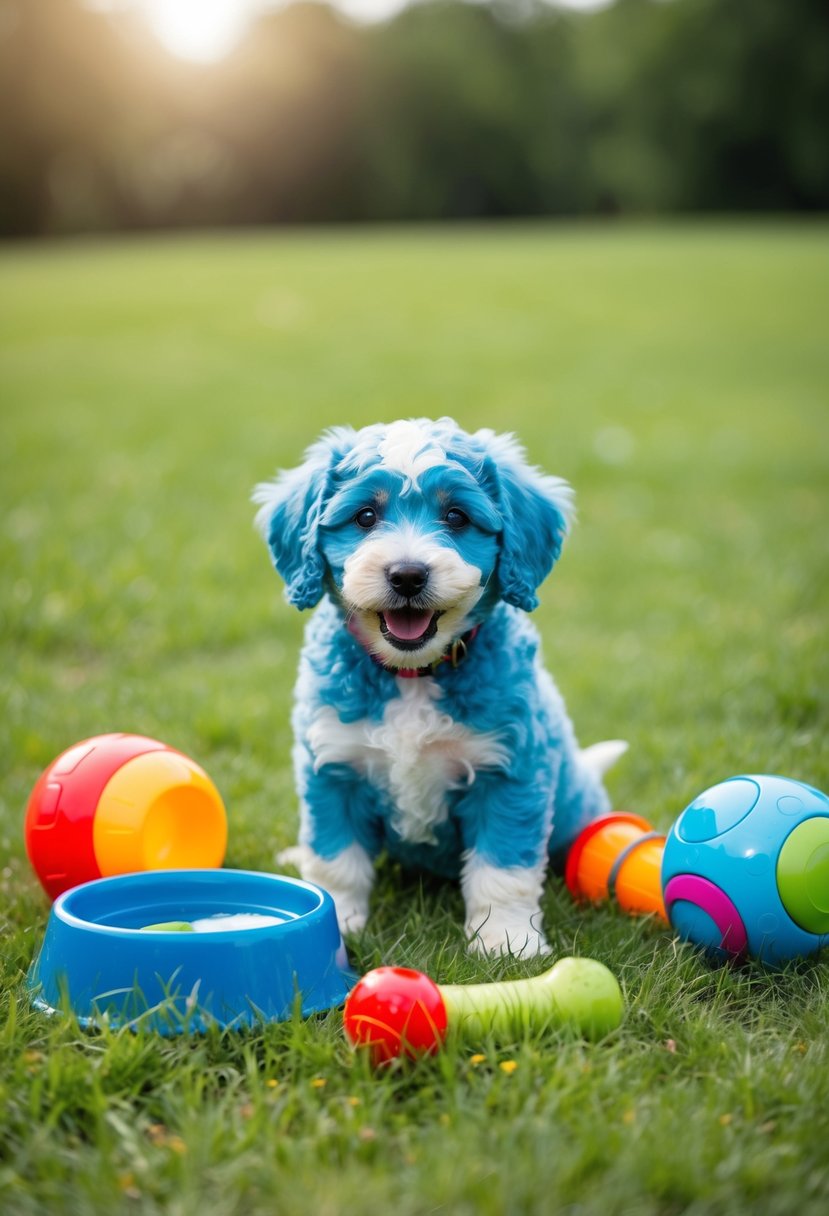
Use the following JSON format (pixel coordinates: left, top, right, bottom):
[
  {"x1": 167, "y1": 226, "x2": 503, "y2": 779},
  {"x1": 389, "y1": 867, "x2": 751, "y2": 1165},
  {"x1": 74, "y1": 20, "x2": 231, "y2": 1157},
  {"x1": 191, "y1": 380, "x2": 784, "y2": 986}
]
[{"x1": 662, "y1": 774, "x2": 829, "y2": 967}]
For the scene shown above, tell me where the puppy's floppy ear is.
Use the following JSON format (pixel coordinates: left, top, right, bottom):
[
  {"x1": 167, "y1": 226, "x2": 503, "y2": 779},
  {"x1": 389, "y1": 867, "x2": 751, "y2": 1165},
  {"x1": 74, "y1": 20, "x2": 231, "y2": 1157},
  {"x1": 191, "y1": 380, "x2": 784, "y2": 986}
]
[
  {"x1": 252, "y1": 429, "x2": 352, "y2": 610},
  {"x1": 478, "y1": 431, "x2": 574, "y2": 612}
]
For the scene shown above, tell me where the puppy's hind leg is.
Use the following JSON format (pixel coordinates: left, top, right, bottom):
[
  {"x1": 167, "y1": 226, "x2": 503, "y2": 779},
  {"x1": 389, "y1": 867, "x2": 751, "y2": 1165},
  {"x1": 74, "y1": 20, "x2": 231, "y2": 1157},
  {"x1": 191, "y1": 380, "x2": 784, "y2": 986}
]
[{"x1": 547, "y1": 739, "x2": 629, "y2": 867}]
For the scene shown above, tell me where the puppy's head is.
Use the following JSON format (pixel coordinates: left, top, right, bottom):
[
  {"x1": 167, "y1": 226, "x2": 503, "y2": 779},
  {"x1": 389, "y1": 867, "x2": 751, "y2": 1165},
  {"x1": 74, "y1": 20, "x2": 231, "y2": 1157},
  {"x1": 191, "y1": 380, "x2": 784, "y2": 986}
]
[{"x1": 254, "y1": 419, "x2": 573, "y2": 669}]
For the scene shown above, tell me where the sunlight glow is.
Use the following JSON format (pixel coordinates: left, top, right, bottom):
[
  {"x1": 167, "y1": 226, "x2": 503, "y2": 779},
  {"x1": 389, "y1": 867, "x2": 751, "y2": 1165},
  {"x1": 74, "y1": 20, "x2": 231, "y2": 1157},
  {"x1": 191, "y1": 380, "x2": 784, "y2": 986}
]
[
  {"x1": 145, "y1": 0, "x2": 252, "y2": 63},
  {"x1": 135, "y1": 1, "x2": 619, "y2": 63},
  {"x1": 334, "y1": 0, "x2": 410, "y2": 22}
]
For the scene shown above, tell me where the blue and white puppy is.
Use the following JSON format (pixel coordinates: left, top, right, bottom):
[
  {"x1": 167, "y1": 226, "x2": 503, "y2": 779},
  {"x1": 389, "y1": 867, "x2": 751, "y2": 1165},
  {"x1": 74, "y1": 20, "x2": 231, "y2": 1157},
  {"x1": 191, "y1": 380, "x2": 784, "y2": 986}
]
[{"x1": 254, "y1": 418, "x2": 624, "y2": 957}]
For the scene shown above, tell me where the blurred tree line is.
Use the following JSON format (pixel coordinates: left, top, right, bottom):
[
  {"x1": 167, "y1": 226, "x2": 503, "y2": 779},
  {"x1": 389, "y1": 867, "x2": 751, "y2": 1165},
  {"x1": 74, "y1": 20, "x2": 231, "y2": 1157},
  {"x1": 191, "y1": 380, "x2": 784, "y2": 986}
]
[{"x1": 1, "y1": 0, "x2": 827, "y2": 237}]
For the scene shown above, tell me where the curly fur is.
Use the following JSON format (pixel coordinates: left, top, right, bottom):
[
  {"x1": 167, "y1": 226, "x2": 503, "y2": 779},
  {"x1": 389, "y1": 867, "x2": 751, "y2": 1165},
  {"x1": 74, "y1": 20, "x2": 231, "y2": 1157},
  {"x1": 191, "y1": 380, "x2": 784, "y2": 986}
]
[{"x1": 255, "y1": 418, "x2": 625, "y2": 957}]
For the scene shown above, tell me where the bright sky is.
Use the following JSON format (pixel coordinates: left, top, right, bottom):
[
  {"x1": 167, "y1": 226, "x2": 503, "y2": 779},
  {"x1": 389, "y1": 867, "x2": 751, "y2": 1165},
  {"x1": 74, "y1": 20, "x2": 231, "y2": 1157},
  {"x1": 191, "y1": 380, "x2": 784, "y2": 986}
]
[{"x1": 94, "y1": 1, "x2": 614, "y2": 64}]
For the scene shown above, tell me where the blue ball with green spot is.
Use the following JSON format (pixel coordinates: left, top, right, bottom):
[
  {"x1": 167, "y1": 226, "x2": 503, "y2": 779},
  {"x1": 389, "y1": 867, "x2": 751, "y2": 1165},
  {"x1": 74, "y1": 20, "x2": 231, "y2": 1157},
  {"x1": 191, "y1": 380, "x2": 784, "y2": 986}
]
[{"x1": 661, "y1": 775, "x2": 829, "y2": 967}]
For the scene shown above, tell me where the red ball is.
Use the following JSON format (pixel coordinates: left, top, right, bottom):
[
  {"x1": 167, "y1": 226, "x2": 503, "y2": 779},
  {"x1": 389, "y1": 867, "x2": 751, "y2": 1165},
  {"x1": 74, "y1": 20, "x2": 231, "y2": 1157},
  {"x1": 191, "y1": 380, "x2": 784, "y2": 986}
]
[{"x1": 343, "y1": 966, "x2": 448, "y2": 1063}]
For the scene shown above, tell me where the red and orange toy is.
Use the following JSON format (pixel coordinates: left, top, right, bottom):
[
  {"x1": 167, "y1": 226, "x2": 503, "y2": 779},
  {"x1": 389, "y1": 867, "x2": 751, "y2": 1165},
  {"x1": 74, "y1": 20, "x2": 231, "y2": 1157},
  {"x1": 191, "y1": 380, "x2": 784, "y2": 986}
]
[
  {"x1": 565, "y1": 812, "x2": 668, "y2": 923},
  {"x1": 25, "y1": 733, "x2": 227, "y2": 900}
]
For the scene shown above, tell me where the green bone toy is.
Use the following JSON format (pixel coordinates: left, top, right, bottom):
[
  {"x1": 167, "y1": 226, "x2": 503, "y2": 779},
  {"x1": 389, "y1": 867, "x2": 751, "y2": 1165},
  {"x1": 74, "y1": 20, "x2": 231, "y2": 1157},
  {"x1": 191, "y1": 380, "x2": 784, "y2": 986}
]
[{"x1": 343, "y1": 957, "x2": 624, "y2": 1063}]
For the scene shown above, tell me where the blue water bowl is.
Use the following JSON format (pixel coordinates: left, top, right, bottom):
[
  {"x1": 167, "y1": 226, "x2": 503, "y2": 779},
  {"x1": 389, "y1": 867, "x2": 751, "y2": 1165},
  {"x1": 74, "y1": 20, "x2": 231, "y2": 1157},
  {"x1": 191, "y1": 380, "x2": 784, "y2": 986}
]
[{"x1": 28, "y1": 869, "x2": 356, "y2": 1033}]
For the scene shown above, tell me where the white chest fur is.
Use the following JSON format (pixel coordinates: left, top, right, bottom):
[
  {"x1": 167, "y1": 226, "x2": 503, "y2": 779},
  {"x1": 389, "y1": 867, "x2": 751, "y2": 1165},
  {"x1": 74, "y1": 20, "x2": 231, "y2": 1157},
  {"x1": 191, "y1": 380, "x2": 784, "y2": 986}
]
[{"x1": 305, "y1": 678, "x2": 509, "y2": 844}]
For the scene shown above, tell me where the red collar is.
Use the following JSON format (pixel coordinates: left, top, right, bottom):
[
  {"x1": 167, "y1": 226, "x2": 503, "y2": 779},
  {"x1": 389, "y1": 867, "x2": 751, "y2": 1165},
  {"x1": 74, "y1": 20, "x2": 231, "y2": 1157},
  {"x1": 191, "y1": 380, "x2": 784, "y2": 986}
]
[
  {"x1": 395, "y1": 626, "x2": 480, "y2": 678},
  {"x1": 347, "y1": 618, "x2": 479, "y2": 678}
]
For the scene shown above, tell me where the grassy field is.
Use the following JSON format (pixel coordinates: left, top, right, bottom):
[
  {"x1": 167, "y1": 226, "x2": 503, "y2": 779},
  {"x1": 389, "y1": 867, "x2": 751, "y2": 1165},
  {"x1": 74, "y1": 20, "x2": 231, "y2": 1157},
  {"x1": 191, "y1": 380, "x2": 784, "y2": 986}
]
[{"x1": 1, "y1": 222, "x2": 827, "y2": 1216}]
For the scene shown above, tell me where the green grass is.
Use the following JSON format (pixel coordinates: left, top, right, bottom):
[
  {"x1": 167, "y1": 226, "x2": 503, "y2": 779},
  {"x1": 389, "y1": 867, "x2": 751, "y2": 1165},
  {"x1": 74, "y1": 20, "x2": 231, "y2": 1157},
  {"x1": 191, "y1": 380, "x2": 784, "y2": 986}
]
[{"x1": 1, "y1": 221, "x2": 828, "y2": 1216}]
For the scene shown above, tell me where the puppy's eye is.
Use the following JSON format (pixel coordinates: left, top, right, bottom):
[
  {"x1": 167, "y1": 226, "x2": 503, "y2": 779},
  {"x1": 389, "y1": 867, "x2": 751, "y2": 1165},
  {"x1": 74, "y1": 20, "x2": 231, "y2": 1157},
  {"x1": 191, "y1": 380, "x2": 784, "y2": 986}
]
[
  {"x1": 444, "y1": 508, "x2": 469, "y2": 530},
  {"x1": 355, "y1": 507, "x2": 377, "y2": 529}
]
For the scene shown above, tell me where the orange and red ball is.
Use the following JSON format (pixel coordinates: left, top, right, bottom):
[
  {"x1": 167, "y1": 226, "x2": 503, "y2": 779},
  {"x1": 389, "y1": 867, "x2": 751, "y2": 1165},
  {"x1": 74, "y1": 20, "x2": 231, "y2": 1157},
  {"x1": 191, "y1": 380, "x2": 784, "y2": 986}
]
[{"x1": 25, "y1": 733, "x2": 227, "y2": 900}]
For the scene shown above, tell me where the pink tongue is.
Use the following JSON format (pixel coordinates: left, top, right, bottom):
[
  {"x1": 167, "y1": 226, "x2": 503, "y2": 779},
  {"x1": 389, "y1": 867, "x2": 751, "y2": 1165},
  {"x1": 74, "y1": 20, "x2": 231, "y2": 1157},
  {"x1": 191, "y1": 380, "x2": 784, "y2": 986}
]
[{"x1": 384, "y1": 609, "x2": 433, "y2": 641}]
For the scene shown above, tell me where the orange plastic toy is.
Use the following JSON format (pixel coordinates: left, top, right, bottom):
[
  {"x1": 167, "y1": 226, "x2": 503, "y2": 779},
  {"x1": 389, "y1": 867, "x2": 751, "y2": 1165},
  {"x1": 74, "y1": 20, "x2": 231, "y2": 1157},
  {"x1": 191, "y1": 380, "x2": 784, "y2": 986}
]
[
  {"x1": 565, "y1": 813, "x2": 668, "y2": 922},
  {"x1": 25, "y1": 734, "x2": 228, "y2": 900}
]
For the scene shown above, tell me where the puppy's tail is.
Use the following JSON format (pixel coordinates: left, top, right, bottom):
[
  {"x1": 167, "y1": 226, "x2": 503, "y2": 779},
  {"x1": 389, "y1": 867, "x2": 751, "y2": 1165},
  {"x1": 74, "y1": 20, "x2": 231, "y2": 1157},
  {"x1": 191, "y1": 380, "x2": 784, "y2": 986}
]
[{"x1": 579, "y1": 739, "x2": 628, "y2": 780}]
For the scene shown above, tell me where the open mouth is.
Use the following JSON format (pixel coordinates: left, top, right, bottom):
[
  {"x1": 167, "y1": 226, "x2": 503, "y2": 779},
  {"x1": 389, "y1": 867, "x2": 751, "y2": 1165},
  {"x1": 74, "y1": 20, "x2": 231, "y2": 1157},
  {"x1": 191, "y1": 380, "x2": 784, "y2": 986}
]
[{"x1": 378, "y1": 609, "x2": 440, "y2": 651}]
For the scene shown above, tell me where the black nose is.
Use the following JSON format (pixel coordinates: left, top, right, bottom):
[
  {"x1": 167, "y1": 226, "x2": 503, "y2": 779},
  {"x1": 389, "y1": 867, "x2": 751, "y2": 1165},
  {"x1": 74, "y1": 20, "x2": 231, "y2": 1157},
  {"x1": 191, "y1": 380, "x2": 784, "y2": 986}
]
[{"x1": 387, "y1": 562, "x2": 429, "y2": 599}]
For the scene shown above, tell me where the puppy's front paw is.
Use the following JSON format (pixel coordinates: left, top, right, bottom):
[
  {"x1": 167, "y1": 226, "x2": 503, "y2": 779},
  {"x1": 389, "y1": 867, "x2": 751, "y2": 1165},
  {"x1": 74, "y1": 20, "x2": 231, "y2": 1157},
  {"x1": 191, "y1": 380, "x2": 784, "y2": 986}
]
[
  {"x1": 466, "y1": 913, "x2": 551, "y2": 959},
  {"x1": 461, "y1": 857, "x2": 551, "y2": 959},
  {"x1": 333, "y1": 903, "x2": 368, "y2": 937},
  {"x1": 277, "y1": 841, "x2": 374, "y2": 939}
]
